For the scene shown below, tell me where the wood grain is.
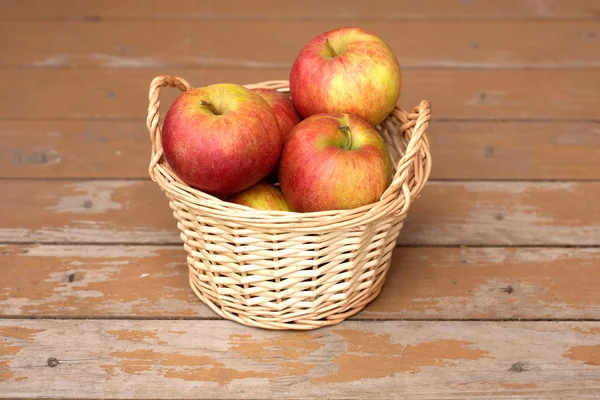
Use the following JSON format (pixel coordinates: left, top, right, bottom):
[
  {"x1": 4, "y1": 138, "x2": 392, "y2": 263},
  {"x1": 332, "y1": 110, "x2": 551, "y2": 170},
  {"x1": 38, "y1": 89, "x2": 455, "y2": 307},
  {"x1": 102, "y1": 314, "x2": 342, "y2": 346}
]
[
  {"x1": 2, "y1": 319, "x2": 600, "y2": 398},
  {"x1": 2, "y1": 1, "x2": 598, "y2": 398},
  {"x1": 4, "y1": 20, "x2": 600, "y2": 68},
  {"x1": 4, "y1": 0, "x2": 599, "y2": 20},
  {"x1": 3, "y1": 69, "x2": 600, "y2": 120},
  {"x1": 2, "y1": 245, "x2": 599, "y2": 320},
  {"x1": 3, "y1": 120, "x2": 599, "y2": 180},
  {"x1": 1, "y1": 180, "x2": 598, "y2": 246}
]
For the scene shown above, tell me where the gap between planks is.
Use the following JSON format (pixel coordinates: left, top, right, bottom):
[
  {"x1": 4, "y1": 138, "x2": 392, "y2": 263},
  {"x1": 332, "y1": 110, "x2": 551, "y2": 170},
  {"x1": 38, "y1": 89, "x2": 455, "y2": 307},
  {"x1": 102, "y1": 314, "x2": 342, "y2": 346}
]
[
  {"x1": 4, "y1": 66, "x2": 600, "y2": 70},
  {"x1": 2, "y1": 0, "x2": 600, "y2": 21},
  {"x1": 2, "y1": 316, "x2": 600, "y2": 322},
  {"x1": 3, "y1": 20, "x2": 600, "y2": 69},
  {"x1": 3, "y1": 242, "x2": 600, "y2": 248}
]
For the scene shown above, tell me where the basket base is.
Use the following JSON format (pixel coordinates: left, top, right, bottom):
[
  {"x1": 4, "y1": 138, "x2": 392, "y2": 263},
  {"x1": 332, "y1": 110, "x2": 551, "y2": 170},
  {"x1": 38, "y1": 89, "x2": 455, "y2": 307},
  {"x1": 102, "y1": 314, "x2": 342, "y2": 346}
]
[{"x1": 188, "y1": 271, "x2": 387, "y2": 330}]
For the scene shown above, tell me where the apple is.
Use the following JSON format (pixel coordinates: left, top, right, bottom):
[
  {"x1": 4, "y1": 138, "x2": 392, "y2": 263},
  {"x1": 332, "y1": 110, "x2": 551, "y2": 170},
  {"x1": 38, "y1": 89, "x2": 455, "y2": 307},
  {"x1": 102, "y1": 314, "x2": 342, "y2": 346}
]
[
  {"x1": 289, "y1": 27, "x2": 401, "y2": 126},
  {"x1": 278, "y1": 113, "x2": 393, "y2": 212},
  {"x1": 251, "y1": 88, "x2": 301, "y2": 183},
  {"x1": 251, "y1": 88, "x2": 301, "y2": 141},
  {"x1": 251, "y1": 88, "x2": 303, "y2": 183},
  {"x1": 161, "y1": 83, "x2": 281, "y2": 197},
  {"x1": 227, "y1": 180, "x2": 291, "y2": 211}
]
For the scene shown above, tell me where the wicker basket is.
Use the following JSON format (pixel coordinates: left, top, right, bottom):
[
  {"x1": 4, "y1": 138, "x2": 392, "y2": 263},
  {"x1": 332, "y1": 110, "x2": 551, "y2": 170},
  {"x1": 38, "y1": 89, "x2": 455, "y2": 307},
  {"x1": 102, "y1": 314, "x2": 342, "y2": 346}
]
[{"x1": 146, "y1": 75, "x2": 432, "y2": 330}]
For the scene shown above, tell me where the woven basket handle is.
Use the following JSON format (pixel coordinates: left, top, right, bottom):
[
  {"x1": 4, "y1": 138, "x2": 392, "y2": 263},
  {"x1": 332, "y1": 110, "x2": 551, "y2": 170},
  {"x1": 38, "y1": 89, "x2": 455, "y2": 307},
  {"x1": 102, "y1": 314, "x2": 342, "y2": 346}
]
[
  {"x1": 146, "y1": 75, "x2": 192, "y2": 177},
  {"x1": 376, "y1": 100, "x2": 432, "y2": 217}
]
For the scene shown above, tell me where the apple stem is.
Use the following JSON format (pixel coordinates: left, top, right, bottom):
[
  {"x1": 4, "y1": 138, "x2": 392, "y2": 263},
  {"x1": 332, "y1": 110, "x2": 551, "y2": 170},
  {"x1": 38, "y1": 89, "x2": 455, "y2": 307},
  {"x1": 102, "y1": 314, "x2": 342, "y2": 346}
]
[
  {"x1": 324, "y1": 37, "x2": 337, "y2": 58},
  {"x1": 200, "y1": 100, "x2": 220, "y2": 115},
  {"x1": 339, "y1": 124, "x2": 352, "y2": 150}
]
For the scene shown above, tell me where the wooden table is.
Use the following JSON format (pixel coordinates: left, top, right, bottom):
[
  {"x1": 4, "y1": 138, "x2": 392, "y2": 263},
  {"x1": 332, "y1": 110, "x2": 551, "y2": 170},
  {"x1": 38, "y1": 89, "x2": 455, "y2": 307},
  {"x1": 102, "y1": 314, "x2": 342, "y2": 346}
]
[{"x1": 2, "y1": 1, "x2": 600, "y2": 398}]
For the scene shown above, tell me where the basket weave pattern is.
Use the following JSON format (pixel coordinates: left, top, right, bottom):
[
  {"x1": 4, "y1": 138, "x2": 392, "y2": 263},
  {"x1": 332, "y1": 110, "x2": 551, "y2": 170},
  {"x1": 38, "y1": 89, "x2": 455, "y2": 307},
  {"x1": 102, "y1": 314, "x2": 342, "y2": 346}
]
[{"x1": 146, "y1": 75, "x2": 432, "y2": 330}]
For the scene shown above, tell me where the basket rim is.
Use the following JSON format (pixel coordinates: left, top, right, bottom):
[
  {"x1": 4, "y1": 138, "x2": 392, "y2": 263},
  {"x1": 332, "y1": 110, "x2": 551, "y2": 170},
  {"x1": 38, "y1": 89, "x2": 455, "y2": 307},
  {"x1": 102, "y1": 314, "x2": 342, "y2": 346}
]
[{"x1": 146, "y1": 76, "x2": 432, "y2": 230}]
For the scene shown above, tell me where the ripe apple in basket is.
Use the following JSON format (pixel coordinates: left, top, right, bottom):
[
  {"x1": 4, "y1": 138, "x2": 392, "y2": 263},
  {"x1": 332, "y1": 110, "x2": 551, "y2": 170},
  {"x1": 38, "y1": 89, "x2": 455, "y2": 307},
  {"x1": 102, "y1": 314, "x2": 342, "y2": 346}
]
[
  {"x1": 161, "y1": 83, "x2": 281, "y2": 197},
  {"x1": 251, "y1": 88, "x2": 301, "y2": 141},
  {"x1": 227, "y1": 180, "x2": 291, "y2": 211},
  {"x1": 289, "y1": 27, "x2": 401, "y2": 126},
  {"x1": 278, "y1": 113, "x2": 394, "y2": 212}
]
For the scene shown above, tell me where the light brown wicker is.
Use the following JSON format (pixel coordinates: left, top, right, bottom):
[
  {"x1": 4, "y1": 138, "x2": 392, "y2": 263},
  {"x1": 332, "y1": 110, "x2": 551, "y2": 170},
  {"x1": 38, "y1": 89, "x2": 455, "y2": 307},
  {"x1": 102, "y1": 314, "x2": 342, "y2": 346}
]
[{"x1": 146, "y1": 75, "x2": 432, "y2": 330}]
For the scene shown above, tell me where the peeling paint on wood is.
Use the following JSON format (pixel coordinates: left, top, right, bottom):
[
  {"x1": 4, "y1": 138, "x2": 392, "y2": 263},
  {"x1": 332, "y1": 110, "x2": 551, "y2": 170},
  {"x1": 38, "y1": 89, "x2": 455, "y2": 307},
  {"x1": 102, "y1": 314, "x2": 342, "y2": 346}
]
[
  {"x1": 1, "y1": 244, "x2": 204, "y2": 317},
  {"x1": 2, "y1": 245, "x2": 600, "y2": 319},
  {"x1": 564, "y1": 345, "x2": 600, "y2": 366},
  {"x1": 19, "y1": 244, "x2": 161, "y2": 258},
  {"x1": 2, "y1": 181, "x2": 599, "y2": 246},
  {"x1": 229, "y1": 332, "x2": 323, "y2": 378},
  {"x1": 3, "y1": 0, "x2": 599, "y2": 398},
  {"x1": 367, "y1": 247, "x2": 600, "y2": 319},
  {"x1": 107, "y1": 330, "x2": 167, "y2": 344},
  {"x1": 2, "y1": 320, "x2": 600, "y2": 398},
  {"x1": 4, "y1": 0, "x2": 600, "y2": 19},
  {"x1": 0, "y1": 326, "x2": 44, "y2": 383},
  {"x1": 4, "y1": 69, "x2": 600, "y2": 120},
  {"x1": 3, "y1": 21, "x2": 600, "y2": 68},
  {"x1": 403, "y1": 181, "x2": 600, "y2": 246},
  {"x1": 573, "y1": 327, "x2": 600, "y2": 335},
  {"x1": 46, "y1": 181, "x2": 136, "y2": 214},
  {"x1": 311, "y1": 331, "x2": 491, "y2": 383},
  {"x1": 102, "y1": 349, "x2": 274, "y2": 384},
  {"x1": 3, "y1": 121, "x2": 600, "y2": 180}
]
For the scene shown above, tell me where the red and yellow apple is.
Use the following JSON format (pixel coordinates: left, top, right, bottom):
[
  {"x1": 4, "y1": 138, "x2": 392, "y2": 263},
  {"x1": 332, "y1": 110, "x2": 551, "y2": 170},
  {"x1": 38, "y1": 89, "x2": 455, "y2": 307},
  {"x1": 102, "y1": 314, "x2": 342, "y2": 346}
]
[
  {"x1": 227, "y1": 180, "x2": 291, "y2": 211},
  {"x1": 161, "y1": 83, "x2": 281, "y2": 197},
  {"x1": 251, "y1": 87, "x2": 303, "y2": 182},
  {"x1": 289, "y1": 27, "x2": 401, "y2": 126},
  {"x1": 278, "y1": 113, "x2": 393, "y2": 212},
  {"x1": 251, "y1": 88, "x2": 301, "y2": 141}
]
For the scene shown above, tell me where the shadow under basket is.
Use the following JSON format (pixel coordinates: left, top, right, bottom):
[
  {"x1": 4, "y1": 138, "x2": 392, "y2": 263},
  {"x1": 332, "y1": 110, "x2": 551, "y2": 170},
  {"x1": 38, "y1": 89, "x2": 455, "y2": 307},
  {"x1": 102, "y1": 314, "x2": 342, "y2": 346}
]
[{"x1": 146, "y1": 75, "x2": 432, "y2": 330}]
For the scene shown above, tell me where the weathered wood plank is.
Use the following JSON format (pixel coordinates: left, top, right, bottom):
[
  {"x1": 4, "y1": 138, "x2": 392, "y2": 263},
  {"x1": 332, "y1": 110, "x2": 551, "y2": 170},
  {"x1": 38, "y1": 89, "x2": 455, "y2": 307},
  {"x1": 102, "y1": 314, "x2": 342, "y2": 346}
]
[
  {"x1": 0, "y1": 180, "x2": 598, "y2": 246},
  {"x1": 3, "y1": 120, "x2": 599, "y2": 180},
  {"x1": 3, "y1": 0, "x2": 599, "y2": 20},
  {"x1": 2, "y1": 245, "x2": 599, "y2": 319},
  {"x1": 0, "y1": 120, "x2": 146, "y2": 179},
  {"x1": 4, "y1": 21, "x2": 600, "y2": 68},
  {"x1": 0, "y1": 244, "x2": 209, "y2": 318},
  {"x1": 3, "y1": 69, "x2": 600, "y2": 120},
  {"x1": 2, "y1": 319, "x2": 600, "y2": 398},
  {"x1": 428, "y1": 121, "x2": 600, "y2": 180}
]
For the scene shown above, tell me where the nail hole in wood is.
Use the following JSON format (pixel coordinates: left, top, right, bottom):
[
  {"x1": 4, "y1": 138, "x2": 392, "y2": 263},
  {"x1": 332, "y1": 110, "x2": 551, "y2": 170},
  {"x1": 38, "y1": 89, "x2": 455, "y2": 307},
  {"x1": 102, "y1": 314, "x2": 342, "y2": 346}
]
[
  {"x1": 503, "y1": 285, "x2": 514, "y2": 294},
  {"x1": 68, "y1": 273, "x2": 76, "y2": 283},
  {"x1": 47, "y1": 358, "x2": 60, "y2": 368},
  {"x1": 510, "y1": 362, "x2": 524, "y2": 372},
  {"x1": 484, "y1": 146, "x2": 495, "y2": 158},
  {"x1": 27, "y1": 150, "x2": 62, "y2": 165}
]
